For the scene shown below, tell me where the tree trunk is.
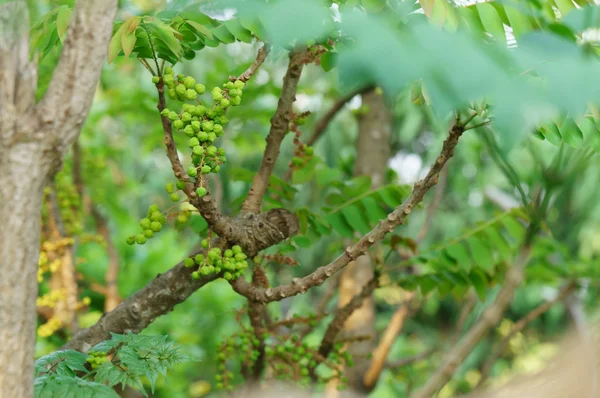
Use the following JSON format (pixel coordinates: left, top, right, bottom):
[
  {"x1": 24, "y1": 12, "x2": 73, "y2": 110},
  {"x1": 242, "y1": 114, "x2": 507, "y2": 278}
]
[
  {"x1": 337, "y1": 89, "x2": 392, "y2": 394},
  {"x1": 0, "y1": 1, "x2": 117, "y2": 395}
]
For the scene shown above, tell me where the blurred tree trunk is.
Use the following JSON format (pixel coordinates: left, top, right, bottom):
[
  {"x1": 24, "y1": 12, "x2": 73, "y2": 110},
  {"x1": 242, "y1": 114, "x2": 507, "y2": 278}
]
[{"x1": 336, "y1": 89, "x2": 392, "y2": 394}]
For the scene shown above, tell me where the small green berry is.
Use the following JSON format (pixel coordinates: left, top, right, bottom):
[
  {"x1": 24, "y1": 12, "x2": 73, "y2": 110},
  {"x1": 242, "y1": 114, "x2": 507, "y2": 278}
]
[
  {"x1": 184, "y1": 258, "x2": 195, "y2": 267},
  {"x1": 201, "y1": 121, "x2": 214, "y2": 132},
  {"x1": 168, "y1": 111, "x2": 179, "y2": 121},
  {"x1": 207, "y1": 132, "x2": 217, "y2": 142},
  {"x1": 165, "y1": 66, "x2": 174, "y2": 75},
  {"x1": 196, "y1": 187, "x2": 207, "y2": 197},
  {"x1": 304, "y1": 146, "x2": 314, "y2": 156},
  {"x1": 140, "y1": 218, "x2": 151, "y2": 228},
  {"x1": 206, "y1": 145, "x2": 218, "y2": 156},
  {"x1": 126, "y1": 236, "x2": 136, "y2": 245},
  {"x1": 176, "y1": 84, "x2": 186, "y2": 96},
  {"x1": 170, "y1": 193, "x2": 179, "y2": 202},
  {"x1": 164, "y1": 73, "x2": 174, "y2": 85},
  {"x1": 165, "y1": 183, "x2": 175, "y2": 193},
  {"x1": 201, "y1": 239, "x2": 209, "y2": 248},
  {"x1": 194, "y1": 105, "x2": 206, "y2": 117},
  {"x1": 187, "y1": 167, "x2": 197, "y2": 177},
  {"x1": 220, "y1": 98, "x2": 230, "y2": 108},
  {"x1": 150, "y1": 221, "x2": 162, "y2": 232},
  {"x1": 213, "y1": 165, "x2": 220, "y2": 173},
  {"x1": 152, "y1": 76, "x2": 160, "y2": 84},
  {"x1": 135, "y1": 234, "x2": 147, "y2": 245},
  {"x1": 232, "y1": 245, "x2": 242, "y2": 254},
  {"x1": 143, "y1": 229, "x2": 154, "y2": 238},
  {"x1": 223, "y1": 272, "x2": 233, "y2": 280},
  {"x1": 160, "y1": 108, "x2": 170, "y2": 117},
  {"x1": 201, "y1": 165, "x2": 211, "y2": 174},
  {"x1": 197, "y1": 131, "x2": 208, "y2": 142},
  {"x1": 191, "y1": 271, "x2": 201, "y2": 279},
  {"x1": 183, "y1": 76, "x2": 196, "y2": 88},
  {"x1": 194, "y1": 254, "x2": 205, "y2": 263},
  {"x1": 194, "y1": 83, "x2": 206, "y2": 94},
  {"x1": 183, "y1": 125, "x2": 195, "y2": 137},
  {"x1": 173, "y1": 120, "x2": 184, "y2": 130},
  {"x1": 230, "y1": 89, "x2": 242, "y2": 97},
  {"x1": 186, "y1": 89, "x2": 197, "y2": 100},
  {"x1": 233, "y1": 80, "x2": 245, "y2": 89},
  {"x1": 230, "y1": 96, "x2": 241, "y2": 106},
  {"x1": 211, "y1": 87, "x2": 223, "y2": 101},
  {"x1": 181, "y1": 112, "x2": 192, "y2": 122},
  {"x1": 176, "y1": 180, "x2": 186, "y2": 190},
  {"x1": 193, "y1": 145, "x2": 204, "y2": 155},
  {"x1": 189, "y1": 137, "x2": 200, "y2": 147}
]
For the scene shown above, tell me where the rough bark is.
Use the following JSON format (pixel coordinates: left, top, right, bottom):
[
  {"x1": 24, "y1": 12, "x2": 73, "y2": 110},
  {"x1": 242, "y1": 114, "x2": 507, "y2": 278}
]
[
  {"x1": 0, "y1": 1, "x2": 117, "y2": 395},
  {"x1": 337, "y1": 90, "x2": 392, "y2": 393}
]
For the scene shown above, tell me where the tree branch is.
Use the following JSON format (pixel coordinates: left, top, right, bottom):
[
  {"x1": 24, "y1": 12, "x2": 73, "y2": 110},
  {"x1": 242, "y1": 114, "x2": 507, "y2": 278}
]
[
  {"x1": 63, "y1": 256, "x2": 218, "y2": 352},
  {"x1": 230, "y1": 45, "x2": 270, "y2": 83},
  {"x1": 231, "y1": 123, "x2": 465, "y2": 302},
  {"x1": 37, "y1": 0, "x2": 118, "y2": 156},
  {"x1": 317, "y1": 277, "x2": 379, "y2": 361},
  {"x1": 242, "y1": 49, "x2": 306, "y2": 213},
  {"x1": 306, "y1": 85, "x2": 375, "y2": 147},
  {"x1": 409, "y1": 225, "x2": 539, "y2": 398},
  {"x1": 363, "y1": 292, "x2": 416, "y2": 389},
  {"x1": 384, "y1": 349, "x2": 435, "y2": 370},
  {"x1": 476, "y1": 281, "x2": 577, "y2": 388}
]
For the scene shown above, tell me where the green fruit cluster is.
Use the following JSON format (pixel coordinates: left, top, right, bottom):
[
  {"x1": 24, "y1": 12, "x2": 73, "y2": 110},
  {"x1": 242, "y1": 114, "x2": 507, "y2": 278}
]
[
  {"x1": 291, "y1": 145, "x2": 315, "y2": 169},
  {"x1": 215, "y1": 330, "x2": 259, "y2": 390},
  {"x1": 157, "y1": 68, "x2": 246, "y2": 183},
  {"x1": 185, "y1": 241, "x2": 248, "y2": 280},
  {"x1": 86, "y1": 351, "x2": 109, "y2": 370},
  {"x1": 126, "y1": 204, "x2": 166, "y2": 245}
]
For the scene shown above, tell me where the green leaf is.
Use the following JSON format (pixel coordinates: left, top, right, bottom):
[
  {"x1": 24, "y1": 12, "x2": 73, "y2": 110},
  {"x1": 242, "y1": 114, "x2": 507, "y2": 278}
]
[
  {"x1": 320, "y1": 52, "x2": 338, "y2": 72},
  {"x1": 212, "y1": 25, "x2": 236, "y2": 44},
  {"x1": 35, "y1": 375, "x2": 119, "y2": 398},
  {"x1": 445, "y1": 243, "x2": 472, "y2": 270},
  {"x1": 149, "y1": 22, "x2": 182, "y2": 58},
  {"x1": 503, "y1": 217, "x2": 526, "y2": 243},
  {"x1": 362, "y1": 196, "x2": 388, "y2": 224},
  {"x1": 540, "y1": 123, "x2": 562, "y2": 145},
  {"x1": 224, "y1": 19, "x2": 253, "y2": 43},
  {"x1": 476, "y1": 3, "x2": 506, "y2": 44},
  {"x1": 185, "y1": 20, "x2": 214, "y2": 40},
  {"x1": 469, "y1": 269, "x2": 488, "y2": 300},
  {"x1": 122, "y1": 32, "x2": 137, "y2": 59},
  {"x1": 560, "y1": 117, "x2": 584, "y2": 148},
  {"x1": 361, "y1": 0, "x2": 386, "y2": 13},
  {"x1": 293, "y1": 236, "x2": 311, "y2": 248},
  {"x1": 108, "y1": 22, "x2": 129, "y2": 64},
  {"x1": 55, "y1": 6, "x2": 71, "y2": 42},
  {"x1": 467, "y1": 236, "x2": 494, "y2": 272},
  {"x1": 342, "y1": 205, "x2": 372, "y2": 235},
  {"x1": 504, "y1": 5, "x2": 533, "y2": 38},
  {"x1": 483, "y1": 227, "x2": 513, "y2": 261},
  {"x1": 326, "y1": 212, "x2": 355, "y2": 238},
  {"x1": 316, "y1": 167, "x2": 342, "y2": 187}
]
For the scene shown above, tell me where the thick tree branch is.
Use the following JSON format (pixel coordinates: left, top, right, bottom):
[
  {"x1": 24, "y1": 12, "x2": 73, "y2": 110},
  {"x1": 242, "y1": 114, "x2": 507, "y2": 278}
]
[
  {"x1": 363, "y1": 292, "x2": 416, "y2": 389},
  {"x1": 63, "y1": 256, "x2": 218, "y2": 352},
  {"x1": 230, "y1": 45, "x2": 270, "y2": 83},
  {"x1": 476, "y1": 281, "x2": 577, "y2": 388},
  {"x1": 231, "y1": 123, "x2": 465, "y2": 302},
  {"x1": 306, "y1": 85, "x2": 375, "y2": 147},
  {"x1": 38, "y1": 0, "x2": 118, "y2": 156},
  {"x1": 242, "y1": 50, "x2": 306, "y2": 213},
  {"x1": 409, "y1": 226, "x2": 538, "y2": 398}
]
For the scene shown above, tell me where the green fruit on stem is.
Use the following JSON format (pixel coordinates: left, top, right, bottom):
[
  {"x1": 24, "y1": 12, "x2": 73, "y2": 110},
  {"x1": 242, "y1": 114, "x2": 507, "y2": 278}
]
[
  {"x1": 187, "y1": 167, "x2": 198, "y2": 177},
  {"x1": 184, "y1": 258, "x2": 195, "y2": 268},
  {"x1": 230, "y1": 96, "x2": 241, "y2": 106},
  {"x1": 193, "y1": 145, "x2": 204, "y2": 155},
  {"x1": 176, "y1": 180, "x2": 186, "y2": 190},
  {"x1": 201, "y1": 121, "x2": 214, "y2": 132},
  {"x1": 194, "y1": 83, "x2": 206, "y2": 94},
  {"x1": 189, "y1": 137, "x2": 200, "y2": 147},
  {"x1": 233, "y1": 80, "x2": 245, "y2": 89},
  {"x1": 165, "y1": 66, "x2": 174, "y2": 75},
  {"x1": 195, "y1": 105, "x2": 206, "y2": 116},
  {"x1": 140, "y1": 218, "x2": 151, "y2": 228},
  {"x1": 201, "y1": 165, "x2": 211, "y2": 174},
  {"x1": 196, "y1": 187, "x2": 207, "y2": 197},
  {"x1": 170, "y1": 193, "x2": 180, "y2": 202},
  {"x1": 173, "y1": 120, "x2": 184, "y2": 130},
  {"x1": 152, "y1": 76, "x2": 160, "y2": 84},
  {"x1": 206, "y1": 145, "x2": 218, "y2": 156},
  {"x1": 186, "y1": 89, "x2": 197, "y2": 100},
  {"x1": 201, "y1": 239, "x2": 209, "y2": 248},
  {"x1": 176, "y1": 84, "x2": 186, "y2": 96},
  {"x1": 207, "y1": 132, "x2": 217, "y2": 142},
  {"x1": 160, "y1": 109, "x2": 170, "y2": 117},
  {"x1": 143, "y1": 229, "x2": 154, "y2": 238},
  {"x1": 165, "y1": 183, "x2": 175, "y2": 193},
  {"x1": 168, "y1": 111, "x2": 179, "y2": 121},
  {"x1": 197, "y1": 131, "x2": 208, "y2": 142},
  {"x1": 163, "y1": 74, "x2": 174, "y2": 85},
  {"x1": 183, "y1": 76, "x2": 196, "y2": 88},
  {"x1": 220, "y1": 98, "x2": 230, "y2": 108},
  {"x1": 126, "y1": 236, "x2": 136, "y2": 245},
  {"x1": 150, "y1": 221, "x2": 162, "y2": 232},
  {"x1": 168, "y1": 88, "x2": 177, "y2": 99},
  {"x1": 135, "y1": 234, "x2": 147, "y2": 244}
]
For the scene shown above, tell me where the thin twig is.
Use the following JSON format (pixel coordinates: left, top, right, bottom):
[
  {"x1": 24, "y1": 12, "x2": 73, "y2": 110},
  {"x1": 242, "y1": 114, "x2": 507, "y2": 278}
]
[
  {"x1": 231, "y1": 44, "x2": 270, "y2": 83},
  {"x1": 384, "y1": 349, "x2": 436, "y2": 369},
  {"x1": 416, "y1": 166, "x2": 449, "y2": 241},
  {"x1": 363, "y1": 291, "x2": 416, "y2": 389},
  {"x1": 476, "y1": 281, "x2": 577, "y2": 388}
]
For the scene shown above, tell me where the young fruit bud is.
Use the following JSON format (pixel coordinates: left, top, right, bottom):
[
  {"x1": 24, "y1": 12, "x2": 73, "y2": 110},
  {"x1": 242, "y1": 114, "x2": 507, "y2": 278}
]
[
  {"x1": 163, "y1": 74, "x2": 174, "y2": 85},
  {"x1": 304, "y1": 146, "x2": 314, "y2": 156},
  {"x1": 196, "y1": 187, "x2": 207, "y2": 197},
  {"x1": 206, "y1": 145, "x2": 218, "y2": 156},
  {"x1": 150, "y1": 221, "x2": 162, "y2": 232},
  {"x1": 186, "y1": 89, "x2": 197, "y2": 100},
  {"x1": 170, "y1": 193, "x2": 179, "y2": 202},
  {"x1": 183, "y1": 125, "x2": 195, "y2": 137},
  {"x1": 173, "y1": 120, "x2": 184, "y2": 130},
  {"x1": 152, "y1": 76, "x2": 160, "y2": 84},
  {"x1": 166, "y1": 183, "x2": 175, "y2": 193},
  {"x1": 183, "y1": 76, "x2": 196, "y2": 88},
  {"x1": 176, "y1": 84, "x2": 186, "y2": 96},
  {"x1": 194, "y1": 105, "x2": 206, "y2": 117},
  {"x1": 143, "y1": 229, "x2": 154, "y2": 238},
  {"x1": 187, "y1": 167, "x2": 197, "y2": 177},
  {"x1": 176, "y1": 180, "x2": 186, "y2": 190},
  {"x1": 194, "y1": 83, "x2": 206, "y2": 94},
  {"x1": 168, "y1": 88, "x2": 177, "y2": 99},
  {"x1": 197, "y1": 131, "x2": 208, "y2": 142},
  {"x1": 126, "y1": 236, "x2": 136, "y2": 245},
  {"x1": 213, "y1": 124, "x2": 223, "y2": 134},
  {"x1": 201, "y1": 121, "x2": 214, "y2": 132},
  {"x1": 229, "y1": 89, "x2": 242, "y2": 97},
  {"x1": 233, "y1": 80, "x2": 245, "y2": 89},
  {"x1": 189, "y1": 137, "x2": 200, "y2": 147},
  {"x1": 165, "y1": 66, "x2": 174, "y2": 75},
  {"x1": 135, "y1": 234, "x2": 147, "y2": 245},
  {"x1": 192, "y1": 145, "x2": 204, "y2": 156},
  {"x1": 201, "y1": 238, "x2": 209, "y2": 248},
  {"x1": 140, "y1": 218, "x2": 151, "y2": 228},
  {"x1": 160, "y1": 108, "x2": 170, "y2": 117},
  {"x1": 191, "y1": 271, "x2": 201, "y2": 279},
  {"x1": 150, "y1": 211, "x2": 163, "y2": 221},
  {"x1": 201, "y1": 165, "x2": 211, "y2": 174},
  {"x1": 223, "y1": 272, "x2": 233, "y2": 280},
  {"x1": 184, "y1": 258, "x2": 195, "y2": 268},
  {"x1": 181, "y1": 112, "x2": 192, "y2": 122},
  {"x1": 220, "y1": 98, "x2": 230, "y2": 108},
  {"x1": 292, "y1": 156, "x2": 303, "y2": 166},
  {"x1": 211, "y1": 87, "x2": 223, "y2": 101},
  {"x1": 168, "y1": 111, "x2": 179, "y2": 121},
  {"x1": 191, "y1": 121, "x2": 201, "y2": 131},
  {"x1": 213, "y1": 165, "x2": 221, "y2": 173},
  {"x1": 230, "y1": 96, "x2": 241, "y2": 106}
]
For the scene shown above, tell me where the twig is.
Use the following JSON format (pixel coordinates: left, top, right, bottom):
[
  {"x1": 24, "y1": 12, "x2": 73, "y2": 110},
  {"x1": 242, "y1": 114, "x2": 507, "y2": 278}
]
[
  {"x1": 315, "y1": 277, "x2": 379, "y2": 369},
  {"x1": 449, "y1": 291, "x2": 478, "y2": 347},
  {"x1": 409, "y1": 223, "x2": 539, "y2": 398},
  {"x1": 384, "y1": 349, "x2": 435, "y2": 369},
  {"x1": 306, "y1": 85, "x2": 375, "y2": 147},
  {"x1": 230, "y1": 122, "x2": 465, "y2": 302},
  {"x1": 416, "y1": 166, "x2": 449, "y2": 241},
  {"x1": 476, "y1": 281, "x2": 577, "y2": 388},
  {"x1": 241, "y1": 49, "x2": 306, "y2": 214},
  {"x1": 363, "y1": 291, "x2": 416, "y2": 389},
  {"x1": 230, "y1": 44, "x2": 270, "y2": 83}
]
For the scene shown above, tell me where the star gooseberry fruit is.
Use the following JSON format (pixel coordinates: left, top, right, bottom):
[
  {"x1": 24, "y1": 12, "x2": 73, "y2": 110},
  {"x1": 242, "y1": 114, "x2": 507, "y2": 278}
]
[
  {"x1": 152, "y1": 76, "x2": 160, "y2": 84},
  {"x1": 195, "y1": 83, "x2": 206, "y2": 94},
  {"x1": 196, "y1": 187, "x2": 207, "y2": 197}
]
